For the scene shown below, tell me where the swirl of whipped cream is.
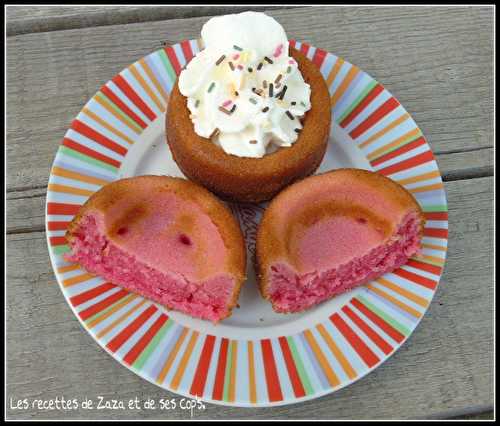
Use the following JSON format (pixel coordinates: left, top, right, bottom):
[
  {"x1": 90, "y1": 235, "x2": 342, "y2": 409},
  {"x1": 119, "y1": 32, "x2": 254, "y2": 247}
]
[{"x1": 178, "y1": 11, "x2": 311, "y2": 158}]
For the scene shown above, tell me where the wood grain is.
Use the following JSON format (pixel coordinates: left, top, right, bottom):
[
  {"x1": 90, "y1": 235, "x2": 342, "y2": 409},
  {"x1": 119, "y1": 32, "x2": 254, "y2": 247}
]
[
  {"x1": 6, "y1": 177, "x2": 494, "y2": 420},
  {"x1": 6, "y1": 6, "x2": 494, "y2": 190},
  {"x1": 6, "y1": 5, "x2": 296, "y2": 36}
]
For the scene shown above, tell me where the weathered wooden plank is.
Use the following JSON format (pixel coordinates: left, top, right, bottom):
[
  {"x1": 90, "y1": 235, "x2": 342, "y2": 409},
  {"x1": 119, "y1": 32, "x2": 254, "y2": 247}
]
[
  {"x1": 6, "y1": 177, "x2": 494, "y2": 419},
  {"x1": 6, "y1": 6, "x2": 295, "y2": 36},
  {"x1": 5, "y1": 147, "x2": 493, "y2": 234},
  {"x1": 6, "y1": 6, "x2": 494, "y2": 191}
]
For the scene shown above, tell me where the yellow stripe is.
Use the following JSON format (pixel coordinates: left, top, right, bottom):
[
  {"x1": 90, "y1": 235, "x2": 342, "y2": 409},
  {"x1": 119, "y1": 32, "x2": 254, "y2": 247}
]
[
  {"x1": 316, "y1": 324, "x2": 357, "y2": 380},
  {"x1": 129, "y1": 63, "x2": 165, "y2": 113},
  {"x1": 48, "y1": 183, "x2": 94, "y2": 197},
  {"x1": 86, "y1": 294, "x2": 138, "y2": 329},
  {"x1": 359, "y1": 113, "x2": 410, "y2": 149},
  {"x1": 331, "y1": 65, "x2": 359, "y2": 107},
  {"x1": 366, "y1": 284, "x2": 422, "y2": 318},
  {"x1": 196, "y1": 38, "x2": 204, "y2": 51},
  {"x1": 57, "y1": 264, "x2": 81, "y2": 274},
  {"x1": 228, "y1": 340, "x2": 238, "y2": 402},
  {"x1": 303, "y1": 330, "x2": 340, "y2": 387},
  {"x1": 170, "y1": 330, "x2": 199, "y2": 390},
  {"x1": 96, "y1": 299, "x2": 147, "y2": 339},
  {"x1": 157, "y1": 327, "x2": 189, "y2": 384},
  {"x1": 422, "y1": 243, "x2": 447, "y2": 252},
  {"x1": 94, "y1": 94, "x2": 142, "y2": 134},
  {"x1": 139, "y1": 58, "x2": 169, "y2": 104},
  {"x1": 375, "y1": 277, "x2": 429, "y2": 308},
  {"x1": 408, "y1": 182, "x2": 444, "y2": 194},
  {"x1": 82, "y1": 107, "x2": 135, "y2": 145},
  {"x1": 326, "y1": 57, "x2": 344, "y2": 89},
  {"x1": 247, "y1": 341, "x2": 257, "y2": 404},
  {"x1": 394, "y1": 170, "x2": 441, "y2": 186},
  {"x1": 367, "y1": 128, "x2": 421, "y2": 161},
  {"x1": 51, "y1": 166, "x2": 109, "y2": 186},
  {"x1": 62, "y1": 272, "x2": 95, "y2": 287}
]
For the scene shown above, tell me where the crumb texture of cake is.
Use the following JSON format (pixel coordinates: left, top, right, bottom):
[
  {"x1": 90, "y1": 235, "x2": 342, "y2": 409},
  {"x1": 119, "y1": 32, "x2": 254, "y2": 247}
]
[
  {"x1": 256, "y1": 169, "x2": 426, "y2": 313},
  {"x1": 65, "y1": 176, "x2": 246, "y2": 322}
]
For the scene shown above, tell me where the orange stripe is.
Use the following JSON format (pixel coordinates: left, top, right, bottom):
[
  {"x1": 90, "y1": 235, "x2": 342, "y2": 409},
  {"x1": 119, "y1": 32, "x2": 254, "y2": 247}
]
[
  {"x1": 408, "y1": 182, "x2": 444, "y2": 194},
  {"x1": 359, "y1": 113, "x2": 410, "y2": 149},
  {"x1": 422, "y1": 242, "x2": 447, "y2": 252},
  {"x1": 394, "y1": 170, "x2": 441, "y2": 186},
  {"x1": 196, "y1": 38, "x2": 204, "y2": 51},
  {"x1": 139, "y1": 58, "x2": 169, "y2": 104},
  {"x1": 326, "y1": 57, "x2": 344, "y2": 88},
  {"x1": 375, "y1": 277, "x2": 429, "y2": 308},
  {"x1": 96, "y1": 299, "x2": 147, "y2": 338},
  {"x1": 62, "y1": 272, "x2": 95, "y2": 287},
  {"x1": 316, "y1": 324, "x2": 357, "y2": 380},
  {"x1": 303, "y1": 330, "x2": 340, "y2": 387},
  {"x1": 86, "y1": 293, "x2": 138, "y2": 328},
  {"x1": 57, "y1": 264, "x2": 81, "y2": 274},
  {"x1": 417, "y1": 254, "x2": 445, "y2": 265},
  {"x1": 157, "y1": 327, "x2": 189, "y2": 384},
  {"x1": 170, "y1": 331, "x2": 199, "y2": 390},
  {"x1": 366, "y1": 284, "x2": 422, "y2": 318},
  {"x1": 129, "y1": 63, "x2": 165, "y2": 112},
  {"x1": 367, "y1": 128, "x2": 421, "y2": 161},
  {"x1": 94, "y1": 94, "x2": 141, "y2": 134},
  {"x1": 331, "y1": 65, "x2": 359, "y2": 106},
  {"x1": 82, "y1": 107, "x2": 135, "y2": 145},
  {"x1": 51, "y1": 166, "x2": 110, "y2": 186},
  {"x1": 228, "y1": 340, "x2": 238, "y2": 402},
  {"x1": 48, "y1": 183, "x2": 93, "y2": 197},
  {"x1": 247, "y1": 341, "x2": 257, "y2": 404}
]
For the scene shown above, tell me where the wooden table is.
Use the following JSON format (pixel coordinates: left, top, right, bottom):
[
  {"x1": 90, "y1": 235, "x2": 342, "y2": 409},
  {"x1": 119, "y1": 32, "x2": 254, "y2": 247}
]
[{"x1": 6, "y1": 5, "x2": 494, "y2": 420}]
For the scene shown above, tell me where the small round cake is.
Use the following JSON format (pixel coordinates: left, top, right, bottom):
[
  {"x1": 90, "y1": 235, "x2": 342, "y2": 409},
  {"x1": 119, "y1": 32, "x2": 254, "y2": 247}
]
[
  {"x1": 256, "y1": 169, "x2": 426, "y2": 313},
  {"x1": 65, "y1": 176, "x2": 246, "y2": 322},
  {"x1": 166, "y1": 12, "x2": 331, "y2": 203}
]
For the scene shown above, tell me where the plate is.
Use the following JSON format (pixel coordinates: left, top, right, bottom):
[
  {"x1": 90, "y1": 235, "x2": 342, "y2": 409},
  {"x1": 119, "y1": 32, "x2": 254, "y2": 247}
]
[{"x1": 46, "y1": 39, "x2": 448, "y2": 407}]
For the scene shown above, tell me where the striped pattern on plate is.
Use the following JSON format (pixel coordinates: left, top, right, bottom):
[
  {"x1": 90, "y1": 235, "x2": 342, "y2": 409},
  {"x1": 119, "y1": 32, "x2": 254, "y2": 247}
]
[{"x1": 46, "y1": 39, "x2": 448, "y2": 407}]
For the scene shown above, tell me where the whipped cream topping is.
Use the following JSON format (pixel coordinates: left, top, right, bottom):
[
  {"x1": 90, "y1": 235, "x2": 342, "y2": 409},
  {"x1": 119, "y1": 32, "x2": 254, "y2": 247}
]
[{"x1": 178, "y1": 11, "x2": 311, "y2": 158}]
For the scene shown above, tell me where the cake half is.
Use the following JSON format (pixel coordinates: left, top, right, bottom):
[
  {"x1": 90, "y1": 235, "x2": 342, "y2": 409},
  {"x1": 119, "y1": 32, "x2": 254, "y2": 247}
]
[
  {"x1": 65, "y1": 176, "x2": 246, "y2": 322},
  {"x1": 256, "y1": 169, "x2": 425, "y2": 313}
]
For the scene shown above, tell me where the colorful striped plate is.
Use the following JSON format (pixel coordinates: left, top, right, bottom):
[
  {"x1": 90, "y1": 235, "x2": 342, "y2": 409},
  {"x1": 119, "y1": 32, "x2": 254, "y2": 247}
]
[{"x1": 46, "y1": 39, "x2": 448, "y2": 407}]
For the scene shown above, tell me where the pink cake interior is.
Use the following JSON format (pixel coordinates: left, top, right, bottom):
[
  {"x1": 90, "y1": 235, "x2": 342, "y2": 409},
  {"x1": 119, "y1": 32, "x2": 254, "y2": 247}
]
[
  {"x1": 268, "y1": 211, "x2": 422, "y2": 313},
  {"x1": 65, "y1": 191, "x2": 237, "y2": 322}
]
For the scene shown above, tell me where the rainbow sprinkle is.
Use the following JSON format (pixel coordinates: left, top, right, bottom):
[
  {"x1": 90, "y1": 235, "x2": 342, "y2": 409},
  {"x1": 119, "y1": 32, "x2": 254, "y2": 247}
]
[
  {"x1": 207, "y1": 82, "x2": 216, "y2": 93},
  {"x1": 215, "y1": 55, "x2": 226, "y2": 66},
  {"x1": 222, "y1": 100, "x2": 232, "y2": 108},
  {"x1": 273, "y1": 43, "x2": 284, "y2": 58},
  {"x1": 286, "y1": 110, "x2": 294, "y2": 120},
  {"x1": 233, "y1": 53, "x2": 240, "y2": 60},
  {"x1": 233, "y1": 45, "x2": 243, "y2": 51}
]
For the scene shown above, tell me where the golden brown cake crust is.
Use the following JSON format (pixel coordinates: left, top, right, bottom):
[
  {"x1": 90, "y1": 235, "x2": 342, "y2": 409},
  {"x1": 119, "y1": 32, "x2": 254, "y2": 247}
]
[
  {"x1": 166, "y1": 47, "x2": 332, "y2": 203},
  {"x1": 255, "y1": 168, "x2": 426, "y2": 302},
  {"x1": 65, "y1": 175, "x2": 247, "y2": 318}
]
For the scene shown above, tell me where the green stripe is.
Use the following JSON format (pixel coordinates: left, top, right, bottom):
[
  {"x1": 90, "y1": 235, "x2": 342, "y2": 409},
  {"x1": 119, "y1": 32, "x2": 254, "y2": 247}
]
[
  {"x1": 422, "y1": 204, "x2": 448, "y2": 212},
  {"x1": 133, "y1": 319, "x2": 174, "y2": 370},
  {"x1": 338, "y1": 80, "x2": 378, "y2": 124},
  {"x1": 223, "y1": 341, "x2": 233, "y2": 402},
  {"x1": 83, "y1": 293, "x2": 135, "y2": 325},
  {"x1": 95, "y1": 92, "x2": 143, "y2": 134},
  {"x1": 59, "y1": 146, "x2": 119, "y2": 173},
  {"x1": 357, "y1": 294, "x2": 411, "y2": 336},
  {"x1": 287, "y1": 336, "x2": 313, "y2": 395},
  {"x1": 53, "y1": 245, "x2": 70, "y2": 255},
  {"x1": 370, "y1": 131, "x2": 423, "y2": 161},
  {"x1": 158, "y1": 49, "x2": 177, "y2": 86}
]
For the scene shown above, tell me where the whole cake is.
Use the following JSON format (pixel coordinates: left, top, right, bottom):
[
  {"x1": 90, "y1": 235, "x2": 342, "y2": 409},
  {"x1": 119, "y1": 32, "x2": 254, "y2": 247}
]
[
  {"x1": 64, "y1": 176, "x2": 246, "y2": 322},
  {"x1": 166, "y1": 11, "x2": 331, "y2": 203},
  {"x1": 256, "y1": 169, "x2": 425, "y2": 313}
]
